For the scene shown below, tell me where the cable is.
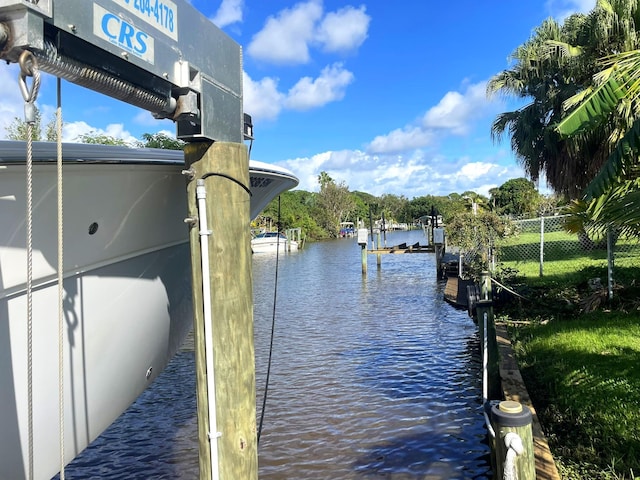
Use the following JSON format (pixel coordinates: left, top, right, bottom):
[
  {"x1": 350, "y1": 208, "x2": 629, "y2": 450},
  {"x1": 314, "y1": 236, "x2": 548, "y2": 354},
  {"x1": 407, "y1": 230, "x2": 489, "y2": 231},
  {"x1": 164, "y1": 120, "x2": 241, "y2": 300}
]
[
  {"x1": 490, "y1": 276, "x2": 529, "y2": 301},
  {"x1": 56, "y1": 76, "x2": 65, "y2": 480},
  {"x1": 257, "y1": 196, "x2": 281, "y2": 444},
  {"x1": 200, "y1": 172, "x2": 251, "y2": 197},
  {"x1": 19, "y1": 49, "x2": 41, "y2": 480}
]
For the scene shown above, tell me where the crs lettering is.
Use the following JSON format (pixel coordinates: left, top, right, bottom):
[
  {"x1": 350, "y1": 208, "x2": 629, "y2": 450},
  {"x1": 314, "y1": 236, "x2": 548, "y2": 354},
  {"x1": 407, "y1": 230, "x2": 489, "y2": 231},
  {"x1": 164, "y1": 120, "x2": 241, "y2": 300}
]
[
  {"x1": 101, "y1": 13, "x2": 148, "y2": 56},
  {"x1": 93, "y1": 3, "x2": 155, "y2": 64}
]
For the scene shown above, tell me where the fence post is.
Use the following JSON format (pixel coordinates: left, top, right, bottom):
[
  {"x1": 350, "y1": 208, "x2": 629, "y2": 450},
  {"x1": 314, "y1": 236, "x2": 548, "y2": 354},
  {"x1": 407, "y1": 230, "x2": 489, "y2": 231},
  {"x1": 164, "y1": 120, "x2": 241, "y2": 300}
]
[
  {"x1": 607, "y1": 228, "x2": 614, "y2": 300},
  {"x1": 539, "y1": 214, "x2": 545, "y2": 277}
]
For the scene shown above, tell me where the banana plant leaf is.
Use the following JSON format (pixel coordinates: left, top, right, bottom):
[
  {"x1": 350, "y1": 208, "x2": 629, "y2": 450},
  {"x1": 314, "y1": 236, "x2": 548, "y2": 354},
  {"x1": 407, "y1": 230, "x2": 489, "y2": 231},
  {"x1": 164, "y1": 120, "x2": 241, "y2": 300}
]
[
  {"x1": 556, "y1": 68, "x2": 627, "y2": 136},
  {"x1": 584, "y1": 120, "x2": 640, "y2": 199}
]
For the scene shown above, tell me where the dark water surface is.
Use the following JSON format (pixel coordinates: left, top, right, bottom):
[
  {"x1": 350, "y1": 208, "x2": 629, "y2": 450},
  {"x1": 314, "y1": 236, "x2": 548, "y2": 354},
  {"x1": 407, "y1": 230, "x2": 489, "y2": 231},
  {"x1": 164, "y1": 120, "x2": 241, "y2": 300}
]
[{"x1": 58, "y1": 230, "x2": 491, "y2": 479}]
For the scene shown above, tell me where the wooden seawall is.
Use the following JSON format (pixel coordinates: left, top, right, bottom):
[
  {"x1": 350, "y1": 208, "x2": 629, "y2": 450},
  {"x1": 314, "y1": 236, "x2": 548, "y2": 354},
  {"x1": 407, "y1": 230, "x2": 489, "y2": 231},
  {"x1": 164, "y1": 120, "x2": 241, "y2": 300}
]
[{"x1": 443, "y1": 274, "x2": 561, "y2": 480}]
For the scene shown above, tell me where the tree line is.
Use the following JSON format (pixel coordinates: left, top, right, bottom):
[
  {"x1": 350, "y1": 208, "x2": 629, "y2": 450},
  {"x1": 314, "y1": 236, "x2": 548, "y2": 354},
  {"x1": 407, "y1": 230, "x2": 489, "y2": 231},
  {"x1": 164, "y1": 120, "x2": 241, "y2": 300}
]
[{"x1": 257, "y1": 173, "x2": 551, "y2": 241}]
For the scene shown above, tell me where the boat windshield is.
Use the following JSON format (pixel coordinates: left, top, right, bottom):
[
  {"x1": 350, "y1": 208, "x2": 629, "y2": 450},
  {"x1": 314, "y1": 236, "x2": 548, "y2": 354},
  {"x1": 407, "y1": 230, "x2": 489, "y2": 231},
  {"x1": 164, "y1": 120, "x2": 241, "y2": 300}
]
[{"x1": 255, "y1": 232, "x2": 286, "y2": 239}]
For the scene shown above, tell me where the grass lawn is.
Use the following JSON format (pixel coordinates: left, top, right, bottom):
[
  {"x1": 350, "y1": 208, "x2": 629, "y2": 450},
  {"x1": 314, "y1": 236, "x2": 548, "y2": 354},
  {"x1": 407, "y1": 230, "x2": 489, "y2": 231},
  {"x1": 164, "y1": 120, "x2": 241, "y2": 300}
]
[
  {"x1": 494, "y1": 231, "x2": 640, "y2": 479},
  {"x1": 507, "y1": 314, "x2": 640, "y2": 479}
]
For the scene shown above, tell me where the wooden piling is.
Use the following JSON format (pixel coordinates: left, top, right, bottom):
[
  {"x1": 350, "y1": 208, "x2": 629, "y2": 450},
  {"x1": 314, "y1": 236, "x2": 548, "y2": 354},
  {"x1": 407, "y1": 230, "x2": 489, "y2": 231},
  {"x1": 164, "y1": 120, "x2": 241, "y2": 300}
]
[
  {"x1": 185, "y1": 141, "x2": 258, "y2": 480},
  {"x1": 480, "y1": 271, "x2": 491, "y2": 301},
  {"x1": 491, "y1": 401, "x2": 536, "y2": 480}
]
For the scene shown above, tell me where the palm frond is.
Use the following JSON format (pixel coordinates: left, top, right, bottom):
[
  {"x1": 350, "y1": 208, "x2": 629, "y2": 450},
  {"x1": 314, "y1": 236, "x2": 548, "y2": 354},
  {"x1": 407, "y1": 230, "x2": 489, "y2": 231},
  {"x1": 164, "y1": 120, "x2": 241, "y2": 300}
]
[
  {"x1": 596, "y1": 0, "x2": 614, "y2": 15},
  {"x1": 556, "y1": 67, "x2": 627, "y2": 136},
  {"x1": 564, "y1": 181, "x2": 640, "y2": 239},
  {"x1": 585, "y1": 180, "x2": 640, "y2": 237},
  {"x1": 545, "y1": 40, "x2": 583, "y2": 58},
  {"x1": 585, "y1": 119, "x2": 640, "y2": 198}
]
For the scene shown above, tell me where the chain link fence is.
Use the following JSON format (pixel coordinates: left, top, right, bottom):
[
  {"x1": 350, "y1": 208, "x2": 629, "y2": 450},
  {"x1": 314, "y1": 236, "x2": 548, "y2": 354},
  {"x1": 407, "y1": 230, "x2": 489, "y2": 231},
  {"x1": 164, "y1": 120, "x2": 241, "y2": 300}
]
[{"x1": 497, "y1": 214, "x2": 640, "y2": 288}]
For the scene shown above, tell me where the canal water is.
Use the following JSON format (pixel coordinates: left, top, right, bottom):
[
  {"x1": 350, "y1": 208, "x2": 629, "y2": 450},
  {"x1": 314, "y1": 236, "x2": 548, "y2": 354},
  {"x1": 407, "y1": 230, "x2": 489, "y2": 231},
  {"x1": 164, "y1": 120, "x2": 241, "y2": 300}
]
[{"x1": 58, "y1": 230, "x2": 491, "y2": 479}]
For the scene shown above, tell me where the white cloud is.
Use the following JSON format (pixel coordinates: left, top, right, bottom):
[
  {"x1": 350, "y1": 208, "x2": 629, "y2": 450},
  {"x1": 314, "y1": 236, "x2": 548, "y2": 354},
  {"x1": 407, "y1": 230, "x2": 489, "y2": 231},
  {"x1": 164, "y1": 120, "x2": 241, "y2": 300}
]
[
  {"x1": 422, "y1": 82, "x2": 489, "y2": 134},
  {"x1": 284, "y1": 63, "x2": 354, "y2": 110},
  {"x1": 61, "y1": 121, "x2": 138, "y2": 144},
  {"x1": 457, "y1": 161, "x2": 496, "y2": 180},
  {"x1": 276, "y1": 147, "x2": 524, "y2": 199},
  {"x1": 367, "y1": 127, "x2": 434, "y2": 155},
  {"x1": 316, "y1": 5, "x2": 370, "y2": 53},
  {"x1": 244, "y1": 65, "x2": 354, "y2": 121},
  {"x1": 247, "y1": 1, "x2": 371, "y2": 64},
  {"x1": 367, "y1": 81, "x2": 494, "y2": 155},
  {"x1": 0, "y1": 64, "x2": 27, "y2": 139},
  {"x1": 211, "y1": 0, "x2": 244, "y2": 28},
  {"x1": 247, "y1": 1, "x2": 323, "y2": 65},
  {"x1": 132, "y1": 109, "x2": 175, "y2": 130},
  {"x1": 242, "y1": 72, "x2": 284, "y2": 121}
]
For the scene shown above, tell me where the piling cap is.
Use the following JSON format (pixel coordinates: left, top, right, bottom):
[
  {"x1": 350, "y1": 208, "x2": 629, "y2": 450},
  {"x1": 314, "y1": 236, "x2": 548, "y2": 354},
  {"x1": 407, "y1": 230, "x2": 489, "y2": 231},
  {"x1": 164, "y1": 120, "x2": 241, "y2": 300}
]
[
  {"x1": 491, "y1": 401, "x2": 532, "y2": 427},
  {"x1": 499, "y1": 401, "x2": 522, "y2": 414}
]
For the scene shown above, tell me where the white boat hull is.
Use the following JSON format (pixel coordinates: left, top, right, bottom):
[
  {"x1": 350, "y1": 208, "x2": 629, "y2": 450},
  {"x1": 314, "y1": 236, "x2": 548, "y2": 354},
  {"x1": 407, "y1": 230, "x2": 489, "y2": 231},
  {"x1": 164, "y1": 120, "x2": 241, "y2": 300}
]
[
  {"x1": 251, "y1": 240, "x2": 299, "y2": 254},
  {"x1": 0, "y1": 142, "x2": 298, "y2": 479},
  {"x1": 251, "y1": 231, "x2": 299, "y2": 254}
]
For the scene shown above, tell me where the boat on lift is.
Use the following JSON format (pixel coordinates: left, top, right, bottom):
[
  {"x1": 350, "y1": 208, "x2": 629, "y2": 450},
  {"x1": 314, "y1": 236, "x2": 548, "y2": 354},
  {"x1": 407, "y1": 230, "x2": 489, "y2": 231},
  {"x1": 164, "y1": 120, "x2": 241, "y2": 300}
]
[{"x1": 0, "y1": 141, "x2": 298, "y2": 480}]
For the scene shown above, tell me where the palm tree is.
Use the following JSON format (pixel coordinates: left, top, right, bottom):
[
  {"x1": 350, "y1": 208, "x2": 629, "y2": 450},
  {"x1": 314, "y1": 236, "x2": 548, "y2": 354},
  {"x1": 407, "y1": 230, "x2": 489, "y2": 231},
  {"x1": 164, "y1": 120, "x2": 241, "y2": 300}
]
[
  {"x1": 553, "y1": 1, "x2": 640, "y2": 234},
  {"x1": 489, "y1": 0, "x2": 640, "y2": 200}
]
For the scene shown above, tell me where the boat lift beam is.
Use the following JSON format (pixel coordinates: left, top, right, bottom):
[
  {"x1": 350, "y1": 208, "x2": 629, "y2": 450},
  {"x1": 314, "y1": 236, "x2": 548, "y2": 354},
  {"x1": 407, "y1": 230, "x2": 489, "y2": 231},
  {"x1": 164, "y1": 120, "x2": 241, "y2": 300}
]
[{"x1": 0, "y1": 0, "x2": 246, "y2": 142}]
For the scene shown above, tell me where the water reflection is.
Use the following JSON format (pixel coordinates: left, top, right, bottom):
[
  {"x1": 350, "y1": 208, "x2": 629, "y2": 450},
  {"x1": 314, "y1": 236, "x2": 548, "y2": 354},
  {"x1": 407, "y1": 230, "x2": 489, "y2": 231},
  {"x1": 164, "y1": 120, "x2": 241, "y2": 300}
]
[{"x1": 60, "y1": 230, "x2": 490, "y2": 479}]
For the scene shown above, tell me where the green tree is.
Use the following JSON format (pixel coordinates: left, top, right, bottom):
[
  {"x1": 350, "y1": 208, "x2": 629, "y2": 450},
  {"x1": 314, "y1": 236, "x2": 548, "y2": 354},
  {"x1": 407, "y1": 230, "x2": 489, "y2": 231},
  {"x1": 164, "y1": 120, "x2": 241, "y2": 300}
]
[
  {"x1": 6, "y1": 107, "x2": 57, "y2": 141},
  {"x1": 316, "y1": 171, "x2": 355, "y2": 237},
  {"x1": 487, "y1": 7, "x2": 629, "y2": 199},
  {"x1": 489, "y1": 178, "x2": 541, "y2": 216},
  {"x1": 446, "y1": 210, "x2": 513, "y2": 277},
  {"x1": 552, "y1": 1, "x2": 640, "y2": 236},
  {"x1": 350, "y1": 191, "x2": 376, "y2": 227},
  {"x1": 76, "y1": 131, "x2": 131, "y2": 146},
  {"x1": 379, "y1": 193, "x2": 409, "y2": 224},
  {"x1": 141, "y1": 132, "x2": 185, "y2": 150},
  {"x1": 460, "y1": 191, "x2": 489, "y2": 215}
]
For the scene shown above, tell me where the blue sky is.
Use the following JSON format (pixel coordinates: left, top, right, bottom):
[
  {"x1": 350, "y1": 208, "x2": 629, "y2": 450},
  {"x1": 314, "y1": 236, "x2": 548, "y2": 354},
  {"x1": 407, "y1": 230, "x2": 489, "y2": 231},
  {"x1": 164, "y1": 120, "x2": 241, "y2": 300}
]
[{"x1": 0, "y1": 0, "x2": 596, "y2": 198}]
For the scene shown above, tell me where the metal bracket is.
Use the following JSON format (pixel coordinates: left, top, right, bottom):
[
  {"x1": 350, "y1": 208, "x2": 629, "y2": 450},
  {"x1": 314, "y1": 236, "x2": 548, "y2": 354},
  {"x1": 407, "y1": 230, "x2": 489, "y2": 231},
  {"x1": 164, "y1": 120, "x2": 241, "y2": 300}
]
[{"x1": 0, "y1": 0, "x2": 244, "y2": 142}]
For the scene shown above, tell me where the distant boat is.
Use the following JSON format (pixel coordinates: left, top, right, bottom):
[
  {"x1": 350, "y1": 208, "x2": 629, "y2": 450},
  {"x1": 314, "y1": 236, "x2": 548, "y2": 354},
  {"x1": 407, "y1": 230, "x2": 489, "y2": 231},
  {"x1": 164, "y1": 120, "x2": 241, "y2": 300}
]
[
  {"x1": 251, "y1": 231, "x2": 299, "y2": 254},
  {"x1": 0, "y1": 141, "x2": 298, "y2": 480},
  {"x1": 339, "y1": 221, "x2": 355, "y2": 238}
]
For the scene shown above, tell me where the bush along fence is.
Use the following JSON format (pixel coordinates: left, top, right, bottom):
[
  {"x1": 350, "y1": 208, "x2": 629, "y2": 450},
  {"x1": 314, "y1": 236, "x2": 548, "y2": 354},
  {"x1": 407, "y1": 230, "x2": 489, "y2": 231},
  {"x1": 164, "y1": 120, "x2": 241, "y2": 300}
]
[{"x1": 497, "y1": 214, "x2": 640, "y2": 299}]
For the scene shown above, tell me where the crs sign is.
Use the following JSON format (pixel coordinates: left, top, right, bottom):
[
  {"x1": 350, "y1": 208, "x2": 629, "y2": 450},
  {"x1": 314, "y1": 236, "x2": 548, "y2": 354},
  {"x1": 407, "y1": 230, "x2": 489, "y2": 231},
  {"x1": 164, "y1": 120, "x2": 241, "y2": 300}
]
[{"x1": 93, "y1": 4, "x2": 155, "y2": 64}]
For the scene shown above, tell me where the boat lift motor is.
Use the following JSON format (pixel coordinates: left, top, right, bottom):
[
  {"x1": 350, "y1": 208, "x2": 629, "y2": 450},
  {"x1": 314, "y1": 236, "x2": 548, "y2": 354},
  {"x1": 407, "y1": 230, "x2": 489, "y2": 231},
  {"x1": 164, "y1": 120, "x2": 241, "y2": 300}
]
[{"x1": 0, "y1": 0, "x2": 247, "y2": 142}]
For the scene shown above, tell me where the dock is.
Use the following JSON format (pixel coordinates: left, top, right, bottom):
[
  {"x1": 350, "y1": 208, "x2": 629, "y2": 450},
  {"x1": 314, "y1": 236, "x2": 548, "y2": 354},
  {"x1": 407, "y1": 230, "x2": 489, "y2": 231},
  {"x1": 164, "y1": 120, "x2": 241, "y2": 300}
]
[{"x1": 368, "y1": 242, "x2": 434, "y2": 254}]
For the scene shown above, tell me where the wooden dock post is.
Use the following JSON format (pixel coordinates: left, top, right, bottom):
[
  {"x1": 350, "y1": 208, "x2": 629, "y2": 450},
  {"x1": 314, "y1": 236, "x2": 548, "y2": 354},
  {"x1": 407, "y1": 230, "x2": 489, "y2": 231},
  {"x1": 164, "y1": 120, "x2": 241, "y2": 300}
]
[
  {"x1": 480, "y1": 270, "x2": 492, "y2": 301},
  {"x1": 357, "y1": 228, "x2": 368, "y2": 275},
  {"x1": 491, "y1": 401, "x2": 536, "y2": 480},
  {"x1": 184, "y1": 141, "x2": 258, "y2": 480},
  {"x1": 361, "y1": 244, "x2": 368, "y2": 274},
  {"x1": 434, "y1": 228, "x2": 445, "y2": 279}
]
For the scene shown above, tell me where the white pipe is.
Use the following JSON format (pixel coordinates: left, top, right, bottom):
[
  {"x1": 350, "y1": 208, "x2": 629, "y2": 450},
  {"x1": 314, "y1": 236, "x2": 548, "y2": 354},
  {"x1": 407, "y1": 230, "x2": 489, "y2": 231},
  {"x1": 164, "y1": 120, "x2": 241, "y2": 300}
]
[
  {"x1": 482, "y1": 311, "x2": 495, "y2": 438},
  {"x1": 196, "y1": 180, "x2": 220, "y2": 480},
  {"x1": 483, "y1": 311, "x2": 488, "y2": 403}
]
